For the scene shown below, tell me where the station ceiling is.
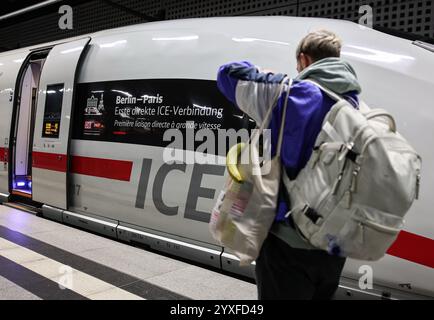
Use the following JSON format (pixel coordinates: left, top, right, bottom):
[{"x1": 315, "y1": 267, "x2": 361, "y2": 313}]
[{"x1": 1, "y1": 0, "x2": 433, "y2": 52}]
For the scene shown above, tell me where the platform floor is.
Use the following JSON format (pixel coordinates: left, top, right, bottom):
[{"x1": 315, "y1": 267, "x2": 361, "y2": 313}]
[{"x1": 0, "y1": 204, "x2": 256, "y2": 300}]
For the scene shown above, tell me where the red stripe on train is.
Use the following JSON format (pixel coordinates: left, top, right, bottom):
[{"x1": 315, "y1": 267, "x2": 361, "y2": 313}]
[
  {"x1": 387, "y1": 230, "x2": 434, "y2": 268},
  {"x1": 0, "y1": 147, "x2": 7, "y2": 163},
  {"x1": 33, "y1": 151, "x2": 67, "y2": 172},
  {"x1": 71, "y1": 155, "x2": 133, "y2": 182},
  {"x1": 33, "y1": 152, "x2": 133, "y2": 181}
]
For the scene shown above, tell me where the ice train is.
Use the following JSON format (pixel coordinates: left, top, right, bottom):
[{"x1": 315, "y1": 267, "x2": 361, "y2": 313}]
[{"x1": 0, "y1": 17, "x2": 433, "y2": 299}]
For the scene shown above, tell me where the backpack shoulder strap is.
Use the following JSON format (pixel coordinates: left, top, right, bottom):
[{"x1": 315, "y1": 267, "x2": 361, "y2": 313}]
[{"x1": 303, "y1": 79, "x2": 344, "y2": 102}]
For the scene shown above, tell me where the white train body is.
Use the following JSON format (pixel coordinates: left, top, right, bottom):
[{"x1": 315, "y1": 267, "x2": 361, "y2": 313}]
[{"x1": 0, "y1": 17, "x2": 433, "y2": 299}]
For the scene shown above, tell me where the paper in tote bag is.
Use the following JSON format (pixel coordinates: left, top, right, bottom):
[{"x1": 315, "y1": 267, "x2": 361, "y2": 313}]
[{"x1": 210, "y1": 78, "x2": 293, "y2": 266}]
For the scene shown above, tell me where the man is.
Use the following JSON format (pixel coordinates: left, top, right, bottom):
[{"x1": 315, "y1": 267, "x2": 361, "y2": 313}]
[{"x1": 217, "y1": 30, "x2": 362, "y2": 300}]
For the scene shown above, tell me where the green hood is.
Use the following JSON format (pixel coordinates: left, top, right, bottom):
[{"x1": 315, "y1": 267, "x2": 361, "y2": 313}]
[{"x1": 296, "y1": 57, "x2": 362, "y2": 95}]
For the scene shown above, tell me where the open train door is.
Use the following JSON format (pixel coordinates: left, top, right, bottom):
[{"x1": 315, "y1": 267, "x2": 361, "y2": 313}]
[
  {"x1": 0, "y1": 51, "x2": 30, "y2": 203},
  {"x1": 32, "y1": 38, "x2": 90, "y2": 210}
]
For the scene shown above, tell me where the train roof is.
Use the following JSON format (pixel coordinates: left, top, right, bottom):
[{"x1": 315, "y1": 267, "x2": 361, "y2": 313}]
[{"x1": 0, "y1": 16, "x2": 416, "y2": 57}]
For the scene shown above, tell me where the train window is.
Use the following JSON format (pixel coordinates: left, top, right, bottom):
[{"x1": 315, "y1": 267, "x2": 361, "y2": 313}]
[{"x1": 42, "y1": 84, "x2": 64, "y2": 139}]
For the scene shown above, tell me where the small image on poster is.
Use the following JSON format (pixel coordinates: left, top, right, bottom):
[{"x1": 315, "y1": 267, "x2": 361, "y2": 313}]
[{"x1": 83, "y1": 93, "x2": 106, "y2": 137}]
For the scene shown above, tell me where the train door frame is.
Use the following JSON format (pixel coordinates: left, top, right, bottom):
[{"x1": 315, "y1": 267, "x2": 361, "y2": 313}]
[
  {"x1": 0, "y1": 50, "x2": 31, "y2": 203},
  {"x1": 31, "y1": 37, "x2": 91, "y2": 210},
  {"x1": 9, "y1": 49, "x2": 51, "y2": 201}
]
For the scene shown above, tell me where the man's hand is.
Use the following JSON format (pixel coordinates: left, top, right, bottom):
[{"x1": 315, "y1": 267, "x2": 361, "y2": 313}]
[{"x1": 260, "y1": 68, "x2": 276, "y2": 74}]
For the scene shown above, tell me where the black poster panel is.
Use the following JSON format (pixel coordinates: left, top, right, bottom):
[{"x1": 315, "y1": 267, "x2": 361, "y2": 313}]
[{"x1": 73, "y1": 79, "x2": 254, "y2": 155}]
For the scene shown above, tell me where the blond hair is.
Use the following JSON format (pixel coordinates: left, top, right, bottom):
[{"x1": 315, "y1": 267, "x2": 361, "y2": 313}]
[{"x1": 296, "y1": 29, "x2": 342, "y2": 62}]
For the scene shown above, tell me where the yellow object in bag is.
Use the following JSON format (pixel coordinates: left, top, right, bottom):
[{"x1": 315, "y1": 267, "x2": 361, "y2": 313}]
[{"x1": 226, "y1": 142, "x2": 246, "y2": 183}]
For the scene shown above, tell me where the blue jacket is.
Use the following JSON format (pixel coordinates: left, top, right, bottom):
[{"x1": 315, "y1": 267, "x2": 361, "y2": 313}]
[{"x1": 217, "y1": 60, "x2": 360, "y2": 222}]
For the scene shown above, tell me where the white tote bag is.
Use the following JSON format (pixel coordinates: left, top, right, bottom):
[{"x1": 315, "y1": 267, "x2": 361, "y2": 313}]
[{"x1": 210, "y1": 78, "x2": 293, "y2": 266}]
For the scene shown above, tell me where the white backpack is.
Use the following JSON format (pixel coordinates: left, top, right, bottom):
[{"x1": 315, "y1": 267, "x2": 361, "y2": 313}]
[{"x1": 283, "y1": 80, "x2": 422, "y2": 261}]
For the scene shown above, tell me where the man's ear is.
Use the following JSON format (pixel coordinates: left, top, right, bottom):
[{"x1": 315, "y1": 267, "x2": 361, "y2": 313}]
[
  {"x1": 300, "y1": 53, "x2": 313, "y2": 69},
  {"x1": 305, "y1": 54, "x2": 314, "y2": 68}
]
